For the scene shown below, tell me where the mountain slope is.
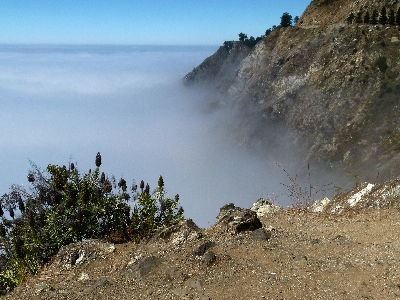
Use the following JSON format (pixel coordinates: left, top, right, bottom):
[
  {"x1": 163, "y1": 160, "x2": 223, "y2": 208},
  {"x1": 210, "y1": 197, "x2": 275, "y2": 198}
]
[{"x1": 184, "y1": 0, "x2": 400, "y2": 181}]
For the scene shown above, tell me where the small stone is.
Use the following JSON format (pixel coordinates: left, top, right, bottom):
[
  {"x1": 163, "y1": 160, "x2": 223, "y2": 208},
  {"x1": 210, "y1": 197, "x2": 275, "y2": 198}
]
[
  {"x1": 32, "y1": 282, "x2": 54, "y2": 295},
  {"x1": 78, "y1": 272, "x2": 90, "y2": 281},
  {"x1": 292, "y1": 255, "x2": 308, "y2": 268},
  {"x1": 265, "y1": 272, "x2": 277, "y2": 280},
  {"x1": 331, "y1": 235, "x2": 351, "y2": 245},
  {"x1": 251, "y1": 228, "x2": 272, "y2": 240},
  {"x1": 84, "y1": 277, "x2": 111, "y2": 294},
  {"x1": 311, "y1": 238, "x2": 321, "y2": 245},
  {"x1": 165, "y1": 267, "x2": 188, "y2": 281},
  {"x1": 202, "y1": 251, "x2": 216, "y2": 265},
  {"x1": 140, "y1": 256, "x2": 163, "y2": 276},
  {"x1": 194, "y1": 241, "x2": 216, "y2": 256},
  {"x1": 184, "y1": 278, "x2": 203, "y2": 289}
]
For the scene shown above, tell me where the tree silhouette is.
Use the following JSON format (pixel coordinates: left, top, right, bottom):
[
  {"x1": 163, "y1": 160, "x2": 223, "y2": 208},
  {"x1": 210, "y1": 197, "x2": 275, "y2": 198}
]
[
  {"x1": 280, "y1": 12, "x2": 293, "y2": 27},
  {"x1": 396, "y1": 7, "x2": 400, "y2": 25},
  {"x1": 347, "y1": 12, "x2": 355, "y2": 24},
  {"x1": 364, "y1": 11, "x2": 370, "y2": 24},
  {"x1": 371, "y1": 9, "x2": 379, "y2": 25},
  {"x1": 355, "y1": 11, "x2": 363, "y2": 23},
  {"x1": 388, "y1": 8, "x2": 395, "y2": 25},
  {"x1": 379, "y1": 7, "x2": 388, "y2": 25},
  {"x1": 238, "y1": 32, "x2": 247, "y2": 42}
]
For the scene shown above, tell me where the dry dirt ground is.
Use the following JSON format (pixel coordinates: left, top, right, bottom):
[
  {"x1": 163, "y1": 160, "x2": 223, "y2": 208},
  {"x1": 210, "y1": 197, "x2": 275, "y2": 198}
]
[{"x1": 5, "y1": 208, "x2": 400, "y2": 300}]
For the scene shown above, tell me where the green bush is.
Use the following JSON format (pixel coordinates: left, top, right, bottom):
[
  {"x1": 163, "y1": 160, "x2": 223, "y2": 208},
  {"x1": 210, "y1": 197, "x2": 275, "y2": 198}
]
[{"x1": 0, "y1": 153, "x2": 184, "y2": 294}]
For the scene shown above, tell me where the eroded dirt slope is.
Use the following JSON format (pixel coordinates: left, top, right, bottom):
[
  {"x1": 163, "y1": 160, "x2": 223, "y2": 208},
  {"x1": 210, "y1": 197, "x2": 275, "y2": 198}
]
[{"x1": 6, "y1": 207, "x2": 400, "y2": 300}]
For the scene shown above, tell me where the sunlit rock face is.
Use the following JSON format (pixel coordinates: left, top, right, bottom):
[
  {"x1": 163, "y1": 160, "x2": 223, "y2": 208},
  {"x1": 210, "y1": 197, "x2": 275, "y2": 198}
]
[{"x1": 185, "y1": 0, "x2": 400, "y2": 182}]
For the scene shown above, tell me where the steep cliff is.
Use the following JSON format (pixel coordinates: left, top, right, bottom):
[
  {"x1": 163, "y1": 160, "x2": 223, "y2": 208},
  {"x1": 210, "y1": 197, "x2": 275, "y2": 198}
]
[{"x1": 184, "y1": 0, "x2": 400, "y2": 181}]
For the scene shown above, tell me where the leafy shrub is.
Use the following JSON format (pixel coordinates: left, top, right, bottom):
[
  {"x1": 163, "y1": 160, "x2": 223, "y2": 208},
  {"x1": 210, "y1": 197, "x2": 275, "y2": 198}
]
[{"x1": 0, "y1": 153, "x2": 184, "y2": 294}]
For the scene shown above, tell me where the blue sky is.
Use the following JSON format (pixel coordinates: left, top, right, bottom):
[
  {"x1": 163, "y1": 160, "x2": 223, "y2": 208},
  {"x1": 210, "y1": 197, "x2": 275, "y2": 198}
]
[{"x1": 0, "y1": 0, "x2": 311, "y2": 45}]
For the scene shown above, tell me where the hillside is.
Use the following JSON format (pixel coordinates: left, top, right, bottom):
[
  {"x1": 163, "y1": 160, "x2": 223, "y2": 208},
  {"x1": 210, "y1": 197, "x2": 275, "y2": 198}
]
[
  {"x1": 6, "y1": 165, "x2": 400, "y2": 299},
  {"x1": 184, "y1": 0, "x2": 400, "y2": 182},
  {"x1": 5, "y1": 193, "x2": 400, "y2": 299}
]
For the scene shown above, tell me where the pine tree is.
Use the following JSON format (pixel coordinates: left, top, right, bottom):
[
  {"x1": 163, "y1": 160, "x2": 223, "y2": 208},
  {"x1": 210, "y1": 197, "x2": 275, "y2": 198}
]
[
  {"x1": 238, "y1": 32, "x2": 247, "y2": 42},
  {"x1": 371, "y1": 9, "x2": 379, "y2": 25},
  {"x1": 355, "y1": 11, "x2": 363, "y2": 23},
  {"x1": 388, "y1": 8, "x2": 396, "y2": 25},
  {"x1": 379, "y1": 7, "x2": 388, "y2": 25},
  {"x1": 364, "y1": 11, "x2": 370, "y2": 24},
  {"x1": 280, "y1": 12, "x2": 293, "y2": 27},
  {"x1": 347, "y1": 12, "x2": 355, "y2": 24},
  {"x1": 396, "y1": 7, "x2": 400, "y2": 25}
]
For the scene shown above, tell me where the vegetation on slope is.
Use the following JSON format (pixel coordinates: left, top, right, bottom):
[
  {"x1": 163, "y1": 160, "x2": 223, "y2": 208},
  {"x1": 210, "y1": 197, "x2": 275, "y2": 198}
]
[{"x1": 0, "y1": 153, "x2": 184, "y2": 294}]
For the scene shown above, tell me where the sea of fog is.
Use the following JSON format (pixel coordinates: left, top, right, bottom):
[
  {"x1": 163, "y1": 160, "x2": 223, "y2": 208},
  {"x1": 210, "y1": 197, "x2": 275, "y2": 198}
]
[{"x1": 0, "y1": 44, "x2": 304, "y2": 227}]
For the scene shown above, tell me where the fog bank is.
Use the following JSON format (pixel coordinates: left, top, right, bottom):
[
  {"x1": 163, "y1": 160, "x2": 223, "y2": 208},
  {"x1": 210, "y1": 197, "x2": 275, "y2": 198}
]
[{"x1": 0, "y1": 45, "x2": 339, "y2": 227}]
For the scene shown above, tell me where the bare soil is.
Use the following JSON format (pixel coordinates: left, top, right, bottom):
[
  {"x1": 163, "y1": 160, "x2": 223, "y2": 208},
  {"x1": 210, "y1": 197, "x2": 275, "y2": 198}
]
[{"x1": 5, "y1": 208, "x2": 400, "y2": 299}]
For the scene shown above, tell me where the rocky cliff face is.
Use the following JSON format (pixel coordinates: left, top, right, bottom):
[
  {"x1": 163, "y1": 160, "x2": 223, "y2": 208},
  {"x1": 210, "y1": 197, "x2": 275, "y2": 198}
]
[{"x1": 184, "y1": 0, "x2": 400, "y2": 181}]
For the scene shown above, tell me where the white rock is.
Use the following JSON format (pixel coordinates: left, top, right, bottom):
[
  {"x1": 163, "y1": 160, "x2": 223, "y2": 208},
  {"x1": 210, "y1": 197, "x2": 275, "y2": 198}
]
[
  {"x1": 347, "y1": 183, "x2": 374, "y2": 207},
  {"x1": 251, "y1": 199, "x2": 281, "y2": 217},
  {"x1": 310, "y1": 197, "x2": 331, "y2": 213}
]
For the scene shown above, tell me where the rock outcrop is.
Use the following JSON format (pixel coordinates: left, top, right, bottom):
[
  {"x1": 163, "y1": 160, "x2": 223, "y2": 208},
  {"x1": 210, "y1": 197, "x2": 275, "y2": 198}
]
[
  {"x1": 214, "y1": 203, "x2": 263, "y2": 233},
  {"x1": 310, "y1": 176, "x2": 400, "y2": 213}
]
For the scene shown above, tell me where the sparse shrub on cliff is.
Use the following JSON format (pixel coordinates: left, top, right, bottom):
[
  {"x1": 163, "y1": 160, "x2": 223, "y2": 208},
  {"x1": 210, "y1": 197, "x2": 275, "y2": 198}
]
[
  {"x1": 223, "y1": 41, "x2": 234, "y2": 51},
  {"x1": 0, "y1": 154, "x2": 184, "y2": 294},
  {"x1": 278, "y1": 163, "x2": 335, "y2": 209}
]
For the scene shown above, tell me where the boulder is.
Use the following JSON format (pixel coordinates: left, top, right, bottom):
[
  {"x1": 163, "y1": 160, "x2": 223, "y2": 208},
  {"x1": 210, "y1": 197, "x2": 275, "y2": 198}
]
[
  {"x1": 251, "y1": 228, "x2": 272, "y2": 241},
  {"x1": 154, "y1": 219, "x2": 202, "y2": 245},
  {"x1": 215, "y1": 203, "x2": 262, "y2": 233},
  {"x1": 309, "y1": 197, "x2": 331, "y2": 213},
  {"x1": 194, "y1": 241, "x2": 216, "y2": 256},
  {"x1": 250, "y1": 198, "x2": 281, "y2": 217},
  {"x1": 50, "y1": 239, "x2": 115, "y2": 271}
]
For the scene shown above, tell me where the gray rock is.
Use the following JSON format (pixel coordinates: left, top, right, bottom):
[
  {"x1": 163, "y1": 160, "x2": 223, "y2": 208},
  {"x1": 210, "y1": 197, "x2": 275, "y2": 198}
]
[
  {"x1": 184, "y1": 278, "x2": 203, "y2": 289},
  {"x1": 126, "y1": 256, "x2": 165, "y2": 278},
  {"x1": 50, "y1": 239, "x2": 115, "y2": 271},
  {"x1": 165, "y1": 267, "x2": 188, "y2": 281},
  {"x1": 32, "y1": 282, "x2": 54, "y2": 295},
  {"x1": 331, "y1": 235, "x2": 352, "y2": 246},
  {"x1": 292, "y1": 255, "x2": 308, "y2": 269},
  {"x1": 202, "y1": 251, "x2": 216, "y2": 265},
  {"x1": 154, "y1": 219, "x2": 202, "y2": 246},
  {"x1": 84, "y1": 276, "x2": 112, "y2": 294},
  {"x1": 216, "y1": 203, "x2": 262, "y2": 233},
  {"x1": 139, "y1": 256, "x2": 164, "y2": 278},
  {"x1": 194, "y1": 241, "x2": 216, "y2": 256},
  {"x1": 251, "y1": 228, "x2": 272, "y2": 240}
]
